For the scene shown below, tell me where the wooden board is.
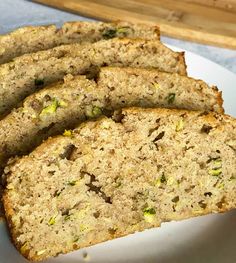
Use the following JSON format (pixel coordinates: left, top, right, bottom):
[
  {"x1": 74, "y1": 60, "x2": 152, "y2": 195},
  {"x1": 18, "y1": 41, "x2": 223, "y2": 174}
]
[
  {"x1": 34, "y1": 0, "x2": 236, "y2": 49},
  {"x1": 181, "y1": 0, "x2": 236, "y2": 13}
]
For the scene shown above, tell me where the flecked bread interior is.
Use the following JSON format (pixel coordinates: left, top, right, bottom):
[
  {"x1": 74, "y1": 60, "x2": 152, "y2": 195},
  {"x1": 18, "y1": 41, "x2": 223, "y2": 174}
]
[
  {"x1": 0, "y1": 66, "x2": 223, "y2": 171},
  {"x1": 0, "y1": 38, "x2": 186, "y2": 116},
  {"x1": 0, "y1": 20, "x2": 160, "y2": 64},
  {"x1": 3, "y1": 107, "x2": 236, "y2": 261}
]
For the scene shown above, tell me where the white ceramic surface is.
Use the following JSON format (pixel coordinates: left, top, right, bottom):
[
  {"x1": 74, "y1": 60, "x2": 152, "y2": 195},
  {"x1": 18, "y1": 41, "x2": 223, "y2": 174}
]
[{"x1": 0, "y1": 46, "x2": 236, "y2": 263}]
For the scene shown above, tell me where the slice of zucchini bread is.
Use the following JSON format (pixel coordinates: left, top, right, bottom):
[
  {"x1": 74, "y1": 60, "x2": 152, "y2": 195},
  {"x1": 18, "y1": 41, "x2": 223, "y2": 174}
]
[
  {"x1": 0, "y1": 21, "x2": 160, "y2": 64},
  {"x1": 98, "y1": 67, "x2": 223, "y2": 113},
  {"x1": 0, "y1": 38, "x2": 186, "y2": 117},
  {"x1": 0, "y1": 67, "x2": 223, "y2": 171},
  {"x1": 3, "y1": 107, "x2": 236, "y2": 261}
]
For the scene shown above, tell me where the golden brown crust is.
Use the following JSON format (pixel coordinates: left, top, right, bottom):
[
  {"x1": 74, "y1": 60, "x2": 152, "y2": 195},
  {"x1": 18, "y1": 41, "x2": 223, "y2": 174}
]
[
  {"x1": 178, "y1": 51, "x2": 187, "y2": 75},
  {"x1": 215, "y1": 88, "x2": 224, "y2": 114}
]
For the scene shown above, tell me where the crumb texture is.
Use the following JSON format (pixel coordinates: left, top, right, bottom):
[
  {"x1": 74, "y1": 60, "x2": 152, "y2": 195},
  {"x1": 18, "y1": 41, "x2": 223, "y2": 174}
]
[
  {"x1": 0, "y1": 21, "x2": 159, "y2": 64},
  {"x1": 0, "y1": 38, "x2": 185, "y2": 116},
  {"x1": 0, "y1": 67, "x2": 223, "y2": 171},
  {"x1": 4, "y1": 108, "x2": 236, "y2": 261}
]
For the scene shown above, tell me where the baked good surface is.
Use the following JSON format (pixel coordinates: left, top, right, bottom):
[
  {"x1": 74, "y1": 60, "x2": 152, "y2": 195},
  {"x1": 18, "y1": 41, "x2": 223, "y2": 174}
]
[
  {"x1": 0, "y1": 67, "x2": 223, "y2": 171},
  {"x1": 3, "y1": 107, "x2": 236, "y2": 261},
  {"x1": 0, "y1": 38, "x2": 186, "y2": 117},
  {"x1": 0, "y1": 21, "x2": 160, "y2": 64}
]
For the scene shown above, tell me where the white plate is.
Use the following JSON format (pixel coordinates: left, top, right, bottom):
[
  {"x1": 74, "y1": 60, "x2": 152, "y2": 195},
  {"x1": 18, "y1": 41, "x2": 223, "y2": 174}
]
[{"x1": 1, "y1": 46, "x2": 236, "y2": 263}]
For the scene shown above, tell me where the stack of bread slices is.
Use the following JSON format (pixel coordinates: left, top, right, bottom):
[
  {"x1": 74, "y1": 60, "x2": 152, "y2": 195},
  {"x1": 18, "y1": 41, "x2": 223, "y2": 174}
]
[{"x1": 0, "y1": 21, "x2": 235, "y2": 261}]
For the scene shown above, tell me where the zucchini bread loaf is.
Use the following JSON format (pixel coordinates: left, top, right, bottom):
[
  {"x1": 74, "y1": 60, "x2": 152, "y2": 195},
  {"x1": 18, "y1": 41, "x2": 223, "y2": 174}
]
[
  {"x1": 0, "y1": 21, "x2": 159, "y2": 64},
  {"x1": 3, "y1": 107, "x2": 236, "y2": 261},
  {"x1": 0, "y1": 67, "x2": 223, "y2": 171},
  {"x1": 0, "y1": 38, "x2": 186, "y2": 117}
]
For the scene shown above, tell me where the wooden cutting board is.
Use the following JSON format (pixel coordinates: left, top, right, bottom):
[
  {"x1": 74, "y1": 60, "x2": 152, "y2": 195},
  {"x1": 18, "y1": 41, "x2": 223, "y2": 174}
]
[{"x1": 34, "y1": 0, "x2": 236, "y2": 49}]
